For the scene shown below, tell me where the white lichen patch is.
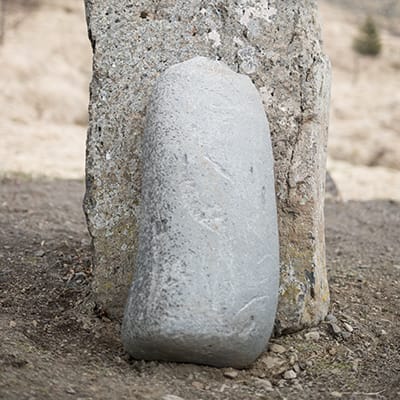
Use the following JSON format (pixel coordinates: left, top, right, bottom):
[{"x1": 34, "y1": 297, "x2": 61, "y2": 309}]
[
  {"x1": 259, "y1": 86, "x2": 272, "y2": 106},
  {"x1": 233, "y1": 36, "x2": 244, "y2": 47},
  {"x1": 207, "y1": 30, "x2": 221, "y2": 48},
  {"x1": 238, "y1": 46, "x2": 259, "y2": 75},
  {"x1": 237, "y1": 1, "x2": 277, "y2": 27}
]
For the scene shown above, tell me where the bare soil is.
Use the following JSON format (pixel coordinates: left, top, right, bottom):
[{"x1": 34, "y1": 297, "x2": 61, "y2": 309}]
[{"x1": 0, "y1": 176, "x2": 399, "y2": 400}]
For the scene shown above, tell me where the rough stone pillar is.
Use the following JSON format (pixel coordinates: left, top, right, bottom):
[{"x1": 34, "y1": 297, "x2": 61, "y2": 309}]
[{"x1": 84, "y1": 0, "x2": 331, "y2": 333}]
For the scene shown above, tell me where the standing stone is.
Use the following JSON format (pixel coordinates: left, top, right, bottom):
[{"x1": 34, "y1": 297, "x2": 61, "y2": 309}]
[
  {"x1": 121, "y1": 57, "x2": 280, "y2": 368},
  {"x1": 84, "y1": 0, "x2": 331, "y2": 333}
]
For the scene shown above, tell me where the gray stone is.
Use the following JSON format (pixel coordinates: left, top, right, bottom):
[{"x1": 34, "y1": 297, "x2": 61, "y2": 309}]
[
  {"x1": 163, "y1": 396, "x2": 185, "y2": 400},
  {"x1": 84, "y1": 0, "x2": 331, "y2": 332},
  {"x1": 223, "y1": 369, "x2": 240, "y2": 379},
  {"x1": 283, "y1": 370, "x2": 297, "y2": 380},
  {"x1": 325, "y1": 313, "x2": 338, "y2": 323},
  {"x1": 304, "y1": 331, "x2": 321, "y2": 341},
  {"x1": 269, "y1": 343, "x2": 287, "y2": 354},
  {"x1": 343, "y1": 322, "x2": 354, "y2": 333},
  {"x1": 329, "y1": 322, "x2": 342, "y2": 336},
  {"x1": 121, "y1": 58, "x2": 279, "y2": 368}
]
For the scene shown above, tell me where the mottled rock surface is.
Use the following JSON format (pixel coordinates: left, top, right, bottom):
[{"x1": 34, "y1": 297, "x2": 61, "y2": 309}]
[
  {"x1": 84, "y1": 0, "x2": 331, "y2": 332},
  {"x1": 121, "y1": 57, "x2": 279, "y2": 368}
]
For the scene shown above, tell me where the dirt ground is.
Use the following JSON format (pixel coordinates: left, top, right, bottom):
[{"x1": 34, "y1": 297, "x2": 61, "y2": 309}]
[{"x1": 0, "y1": 176, "x2": 399, "y2": 400}]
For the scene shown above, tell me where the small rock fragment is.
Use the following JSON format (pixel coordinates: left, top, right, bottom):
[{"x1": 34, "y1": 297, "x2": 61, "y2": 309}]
[
  {"x1": 191, "y1": 381, "x2": 204, "y2": 390},
  {"x1": 219, "y1": 384, "x2": 227, "y2": 393},
  {"x1": 293, "y1": 382, "x2": 304, "y2": 391},
  {"x1": 330, "y1": 392, "x2": 343, "y2": 398},
  {"x1": 163, "y1": 396, "x2": 185, "y2": 400},
  {"x1": 66, "y1": 387, "x2": 76, "y2": 395},
  {"x1": 253, "y1": 378, "x2": 274, "y2": 391},
  {"x1": 35, "y1": 250, "x2": 45, "y2": 257},
  {"x1": 305, "y1": 331, "x2": 320, "y2": 341},
  {"x1": 270, "y1": 344, "x2": 287, "y2": 354},
  {"x1": 341, "y1": 331, "x2": 352, "y2": 340},
  {"x1": 283, "y1": 370, "x2": 297, "y2": 380},
  {"x1": 293, "y1": 363, "x2": 301, "y2": 374},
  {"x1": 224, "y1": 369, "x2": 239, "y2": 379},
  {"x1": 262, "y1": 356, "x2": 284, "y2": 369},
  {"x1": 289, "y1": 353, "x2": 298, "y2": 365},
  {"x1": 9, "y1": 321, "x2": 16, "y2": 328},
  {"x1": 343, "y1": 322, "x2": 353, "y2": 333},
  {"x1": 278, "y1": 379, "x2": 286, "y2": 388},
  {"x1": 329, "y1": 323, "x2": 342, "y2": 335},
  {"x1": 325, "y1": 314, "x2": 337, "y2": 323}
]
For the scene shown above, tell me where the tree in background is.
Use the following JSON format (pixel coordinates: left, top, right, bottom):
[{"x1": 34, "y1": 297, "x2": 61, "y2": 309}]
[{"x1": 353, "y1": 16, "x2": 382, "y2": 57}]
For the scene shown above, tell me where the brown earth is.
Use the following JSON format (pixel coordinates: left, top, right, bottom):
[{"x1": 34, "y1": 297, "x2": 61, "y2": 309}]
[{"x1": 0, "y1": 177, "x2": 399, "y2": 400}]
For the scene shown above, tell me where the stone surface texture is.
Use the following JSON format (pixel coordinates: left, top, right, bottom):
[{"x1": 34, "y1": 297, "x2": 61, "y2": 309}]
[
  {"x1": 84, "y1": 0, "x2": 331, "y2": 332},
  {"x1": 121, "y1": 57, "x2": 280, "y2": 368}
]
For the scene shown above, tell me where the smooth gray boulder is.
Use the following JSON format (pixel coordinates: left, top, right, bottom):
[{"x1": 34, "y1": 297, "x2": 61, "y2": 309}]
[{"x1": 121, "y1": 57, "x2": 279, "y2": 368}]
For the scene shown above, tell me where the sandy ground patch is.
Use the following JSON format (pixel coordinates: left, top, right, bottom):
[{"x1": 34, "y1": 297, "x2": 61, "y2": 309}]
[{"x1": 0, "y1": 0, "x2": 90, "y2": 179}]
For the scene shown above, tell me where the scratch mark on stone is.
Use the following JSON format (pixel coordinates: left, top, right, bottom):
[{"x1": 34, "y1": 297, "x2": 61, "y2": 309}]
[
  {"x1": 204, "y1": 155, "x2": 233, "y2": 183},
  {"x1": 257, "y1": 253, "x2": 273, "y2": 265},
  {"x1": 235, "y1": 295, "x2": 268, "y2": 317}
]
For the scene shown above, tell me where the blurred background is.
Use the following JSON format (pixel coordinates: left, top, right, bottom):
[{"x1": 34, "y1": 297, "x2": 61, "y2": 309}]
[{"x1": 0, "y1": 0, "x2": 399, "y2": 201}]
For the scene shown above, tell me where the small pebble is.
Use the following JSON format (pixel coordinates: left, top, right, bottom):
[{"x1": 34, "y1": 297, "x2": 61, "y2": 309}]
[
  {"x1": 9, "y1": 321, "x2": 16, "y2": 328},
  {"x1": 341, "y1": 331, "x2": 352, "y2": 340},
  {"x1": 343, "y1": 322, "x2": 353, "y2": 333},
  {"x1": 191, "y1": 381, "x2": 204, "y2": 390},
  {"x1": 293, "y1": 382, "x2": 304, "y2": 391},
  {"x1": 35, "y1": 250, "x2": 45, "y2": 257},
  {"x1": 278, "y1": 379, "x2": 286, "y2": 388},
  {"x1": 223, "y1": 369, "x2": 239, "y2": 379},
  {"x1": 262, "y1": 356, "x2": 284, "y2": 369},
  {"x1": 269, "y1": 343, "x2": 287, "y2": 354},
  {"x1": 289, "y1": 353, "x2": 298, "y2": 365},
  {"x1": 219, "y1": 384, "x2": 227, "y2": 393},
  {"x1": 283, "y1": 369, "x2": 297, "y2": 380},
  {"x1": 325, "y1": 314, "x2": 337, "y2": 323},
  {"x1": 329, "y1": 323, "x2": 342, "y2": 335},
  {"x1": 305, "y1": 331, "x2": 320, "y2": 341},
  {"x1": 253, "y1": 378, "x2": 274, "y2": 391},
  {"x1": 330, "y1": 391, "x2": 343, "y2": 398}
]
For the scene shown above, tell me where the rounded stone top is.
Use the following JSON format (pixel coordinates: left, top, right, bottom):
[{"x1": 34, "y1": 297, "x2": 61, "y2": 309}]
[{"x1": 164, "y1": 56, "x2": 252, "y2": 83}]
